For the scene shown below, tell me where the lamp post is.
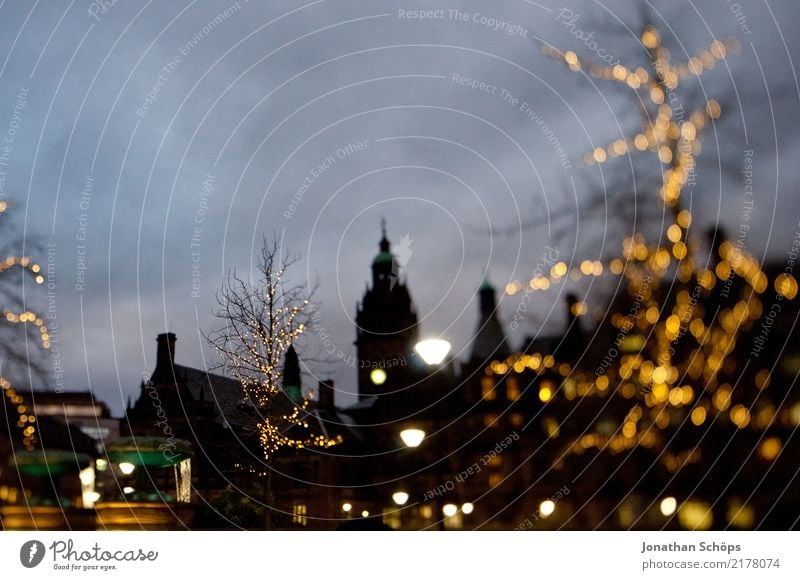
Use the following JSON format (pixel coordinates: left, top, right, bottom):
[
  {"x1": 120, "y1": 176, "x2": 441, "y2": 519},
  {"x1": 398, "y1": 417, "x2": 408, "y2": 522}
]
[
  {"x1": 414, "y1": 338, "x2": 451, "y2": 365},
  {"x1": 399, "y1": 428, "x2": 426, "y2": 448}
]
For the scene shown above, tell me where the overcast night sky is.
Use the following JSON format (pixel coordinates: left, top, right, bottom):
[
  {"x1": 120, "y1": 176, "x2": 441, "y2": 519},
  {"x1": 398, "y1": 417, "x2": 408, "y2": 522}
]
[{"x1": 0, "y1": 0, "x2": 798, "y2": 414}]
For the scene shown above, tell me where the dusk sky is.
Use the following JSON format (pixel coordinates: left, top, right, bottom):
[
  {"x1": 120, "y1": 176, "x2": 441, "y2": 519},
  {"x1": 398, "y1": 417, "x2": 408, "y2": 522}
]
[{"x1": 1, "y1": 0, "x2": 798, "y2": 413}]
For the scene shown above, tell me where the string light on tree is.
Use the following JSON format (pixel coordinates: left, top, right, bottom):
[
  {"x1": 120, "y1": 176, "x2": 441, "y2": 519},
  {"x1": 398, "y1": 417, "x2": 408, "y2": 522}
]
[
  {"x1": 207, "y1": 236, "x2": 341, "y2": 461},
  {"x1": 483, "y1": 25, "x2": 797, "y2": 522}
]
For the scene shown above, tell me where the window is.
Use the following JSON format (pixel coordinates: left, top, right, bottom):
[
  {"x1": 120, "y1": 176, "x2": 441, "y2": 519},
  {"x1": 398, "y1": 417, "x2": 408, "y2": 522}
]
[
  {"x1": 506, "y1": 377, "x2": 521, "y2": 401},
  {"x1": 481, "y1": 377, "x2": 496, "y2": 400},
  {"x1": 292, "y1": 502, "x2": 307, "y2": 526}
]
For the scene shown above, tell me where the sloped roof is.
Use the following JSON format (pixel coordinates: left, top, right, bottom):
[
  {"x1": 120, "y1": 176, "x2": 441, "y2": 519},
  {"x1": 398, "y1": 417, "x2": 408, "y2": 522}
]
[{"x1": 173, "y1": 364, "x2": 252, "y2": 429}]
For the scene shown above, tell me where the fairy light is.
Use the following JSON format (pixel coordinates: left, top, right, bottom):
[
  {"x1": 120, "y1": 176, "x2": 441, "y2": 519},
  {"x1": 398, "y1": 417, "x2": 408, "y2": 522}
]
[
  {"x1": 209, "y1": 254, "x2": 341, "y2": 461},
  {"x1": 484, "y1": 27, "x2": 795, "y2": 492}
]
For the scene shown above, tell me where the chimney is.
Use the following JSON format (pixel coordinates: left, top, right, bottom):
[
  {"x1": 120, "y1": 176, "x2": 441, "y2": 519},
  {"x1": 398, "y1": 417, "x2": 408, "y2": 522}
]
[
  {"x1": 153, "y1": 332, "x2": 177, "y2": 381},
  {"x1": 317, "y1": 380, "x2": 335, "y2": 410}
]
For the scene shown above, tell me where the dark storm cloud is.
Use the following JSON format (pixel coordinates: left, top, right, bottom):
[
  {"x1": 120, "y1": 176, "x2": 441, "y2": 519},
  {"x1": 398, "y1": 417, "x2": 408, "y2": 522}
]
[{"x1": 0, "y1": 0, "x2": 797, "y2": 412}]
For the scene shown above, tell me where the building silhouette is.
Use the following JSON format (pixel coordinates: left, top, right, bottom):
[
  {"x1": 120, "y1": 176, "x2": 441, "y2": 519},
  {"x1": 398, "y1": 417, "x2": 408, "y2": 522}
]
[{"x1": 355, "y1": 221, "x2": 418, "y2": 401}]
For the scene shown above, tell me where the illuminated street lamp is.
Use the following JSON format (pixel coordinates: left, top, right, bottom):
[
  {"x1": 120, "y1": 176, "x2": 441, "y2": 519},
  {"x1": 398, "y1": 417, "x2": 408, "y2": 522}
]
[
  {"x1": 660, "y1": 497, "x2": 677, "y2": 516},
  {"x1": 539, "y1": 500, "x2": 555, "y2": 518},
  {"x1": 399, "y1": 428, "x2": 425, "y2": 448},
  {"x1": 442, "y1": 503, "x2": 458, "y2": 517},
  {"x1": 461, "y1": 502, "x2": 474, "y2": 515},
  {"x1": 370, "y1": 368, "x2": 387, "y2": 385},
  {"x1": 414, "y1": 338, "x2": 451, "y2": 365},
  {"x1": 392, "y1": 491, "x2": 410, "y2": 505},
  {"x1": 118, "y1": 462, "x2": 135, "y2": 475}
]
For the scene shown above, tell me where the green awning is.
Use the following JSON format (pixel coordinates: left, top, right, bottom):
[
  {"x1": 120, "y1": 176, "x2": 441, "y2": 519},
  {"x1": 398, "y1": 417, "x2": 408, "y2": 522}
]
[
  {"x1": 105, "y1": 437, "x2": 192, "y2": 468},
  {"x1": 9, "y1": 450, "x2": 92, "y2": 477}
]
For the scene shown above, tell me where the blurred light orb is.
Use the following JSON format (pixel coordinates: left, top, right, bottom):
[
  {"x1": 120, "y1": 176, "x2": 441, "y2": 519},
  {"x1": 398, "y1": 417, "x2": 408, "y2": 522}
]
[
  {"x1": 370, "y1": 368, "x2": 387, "y2": 385},
  {"x1": 414, "y1": 339, "x2": 451, "y2": 365},
  {"x1": 392, "y1": 492, "x2": 409, "y2": 506},
  {"x1": 119, "y1": 462, "x2": 135, "y2": 475},
  {"x1": 660, "y1": 497, "x2": 677, "y2": 516},
  {"x1": 400, "y1": 428, "x2": 425, "y2": 448}
]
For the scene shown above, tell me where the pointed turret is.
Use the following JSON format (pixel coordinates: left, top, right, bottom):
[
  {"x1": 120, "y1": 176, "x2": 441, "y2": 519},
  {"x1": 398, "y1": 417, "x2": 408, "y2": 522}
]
[
  {"x1": 468, "y1": 278, "x2": 511, "y2": 366},
  {"x1": 282, "y1": 344, "x2": 302, "y2": 403}
]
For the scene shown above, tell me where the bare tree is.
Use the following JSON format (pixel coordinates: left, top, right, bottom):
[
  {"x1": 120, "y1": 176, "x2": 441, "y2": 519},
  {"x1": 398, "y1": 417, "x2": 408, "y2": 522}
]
[
  {"x1": 0, "y1": 200, "x2": 51, "y2": 452},
  {"x1": 205, "y1": 235, "x2": 340, "y2": 461}
]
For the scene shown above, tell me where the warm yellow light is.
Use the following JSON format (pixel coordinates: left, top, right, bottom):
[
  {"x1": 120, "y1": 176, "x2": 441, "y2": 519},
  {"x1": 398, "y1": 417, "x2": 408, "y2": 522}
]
[
  {"x1": 361, "y1": 510, "x2": 370, "y2": 518},
  {"x1": 660, "y1": 497, "x2": 677, "y2": 516},
  {"x1": 730, "y1": 404, "x2": 751, "y2": 429},
  {"x1": 539, "y1": 385, "x2": 553, "y2": 403},
  {"x1": 706, "y1": 100, "x2": 722, "y2": 119},
  {"x1": 775, "y1": 273, "x2": 798, "y2": 300},
  {"x1": 551, "y1": 262, "x2": 568, "y2": 277},
  {"x1": 642, "y1": 27, "x2": 660, "y2": 49},
  {"x1": 370, "y1": 368, "x2": 387, "y2": 386},
  {"x1": 119, "y1": 462, "x2": 135, "y2": 475},
  {"x1": 414, "y1": 338, "x2": 451, "y2": 365},
  {"x1": 443, "y1": 503, "x2": 458, "y2": 517},
  {"x1": 400, "y1": 428, "x2": 425, "y2": 448},
  {"x1": 461, "y1": 502, "x2": 474, "y2": 515},
  {"x1": 392, "y1": 491, "x2": 409, "y2": 506},
  {"x1": 342, "y1": 502, "x2": 352, "y2": 512},
  {"x1": 539, "y1": 500, "x2": 555, "y2": 517},
  {"x1": 593, "y1": 148, "x2": 606, "y2": 163},
  {"x1": 759, "y1": 437, "x2": 782, "y2": 460},
  {"x1": 678, "y1": 501, "x2": 713, "y2": 530}
]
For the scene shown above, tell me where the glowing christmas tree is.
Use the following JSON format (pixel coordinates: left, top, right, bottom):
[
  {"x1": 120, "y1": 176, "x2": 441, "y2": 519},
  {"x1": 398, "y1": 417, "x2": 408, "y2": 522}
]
[
  {"x1": 0, "y1": 200, "x2": 51, "y2": 452},
  {"x1": 206, "y1": 237, "x2": 341, "y2": 462},
  {"x1": 485, "y1": 25, "x2": 798, "y2": 529}
]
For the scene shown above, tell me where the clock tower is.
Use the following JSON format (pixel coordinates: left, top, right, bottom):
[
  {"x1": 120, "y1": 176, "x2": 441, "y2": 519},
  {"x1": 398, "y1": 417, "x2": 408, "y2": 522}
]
[{"x1": 355, "y1": 221, "x2": 419, "y2": 400}]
